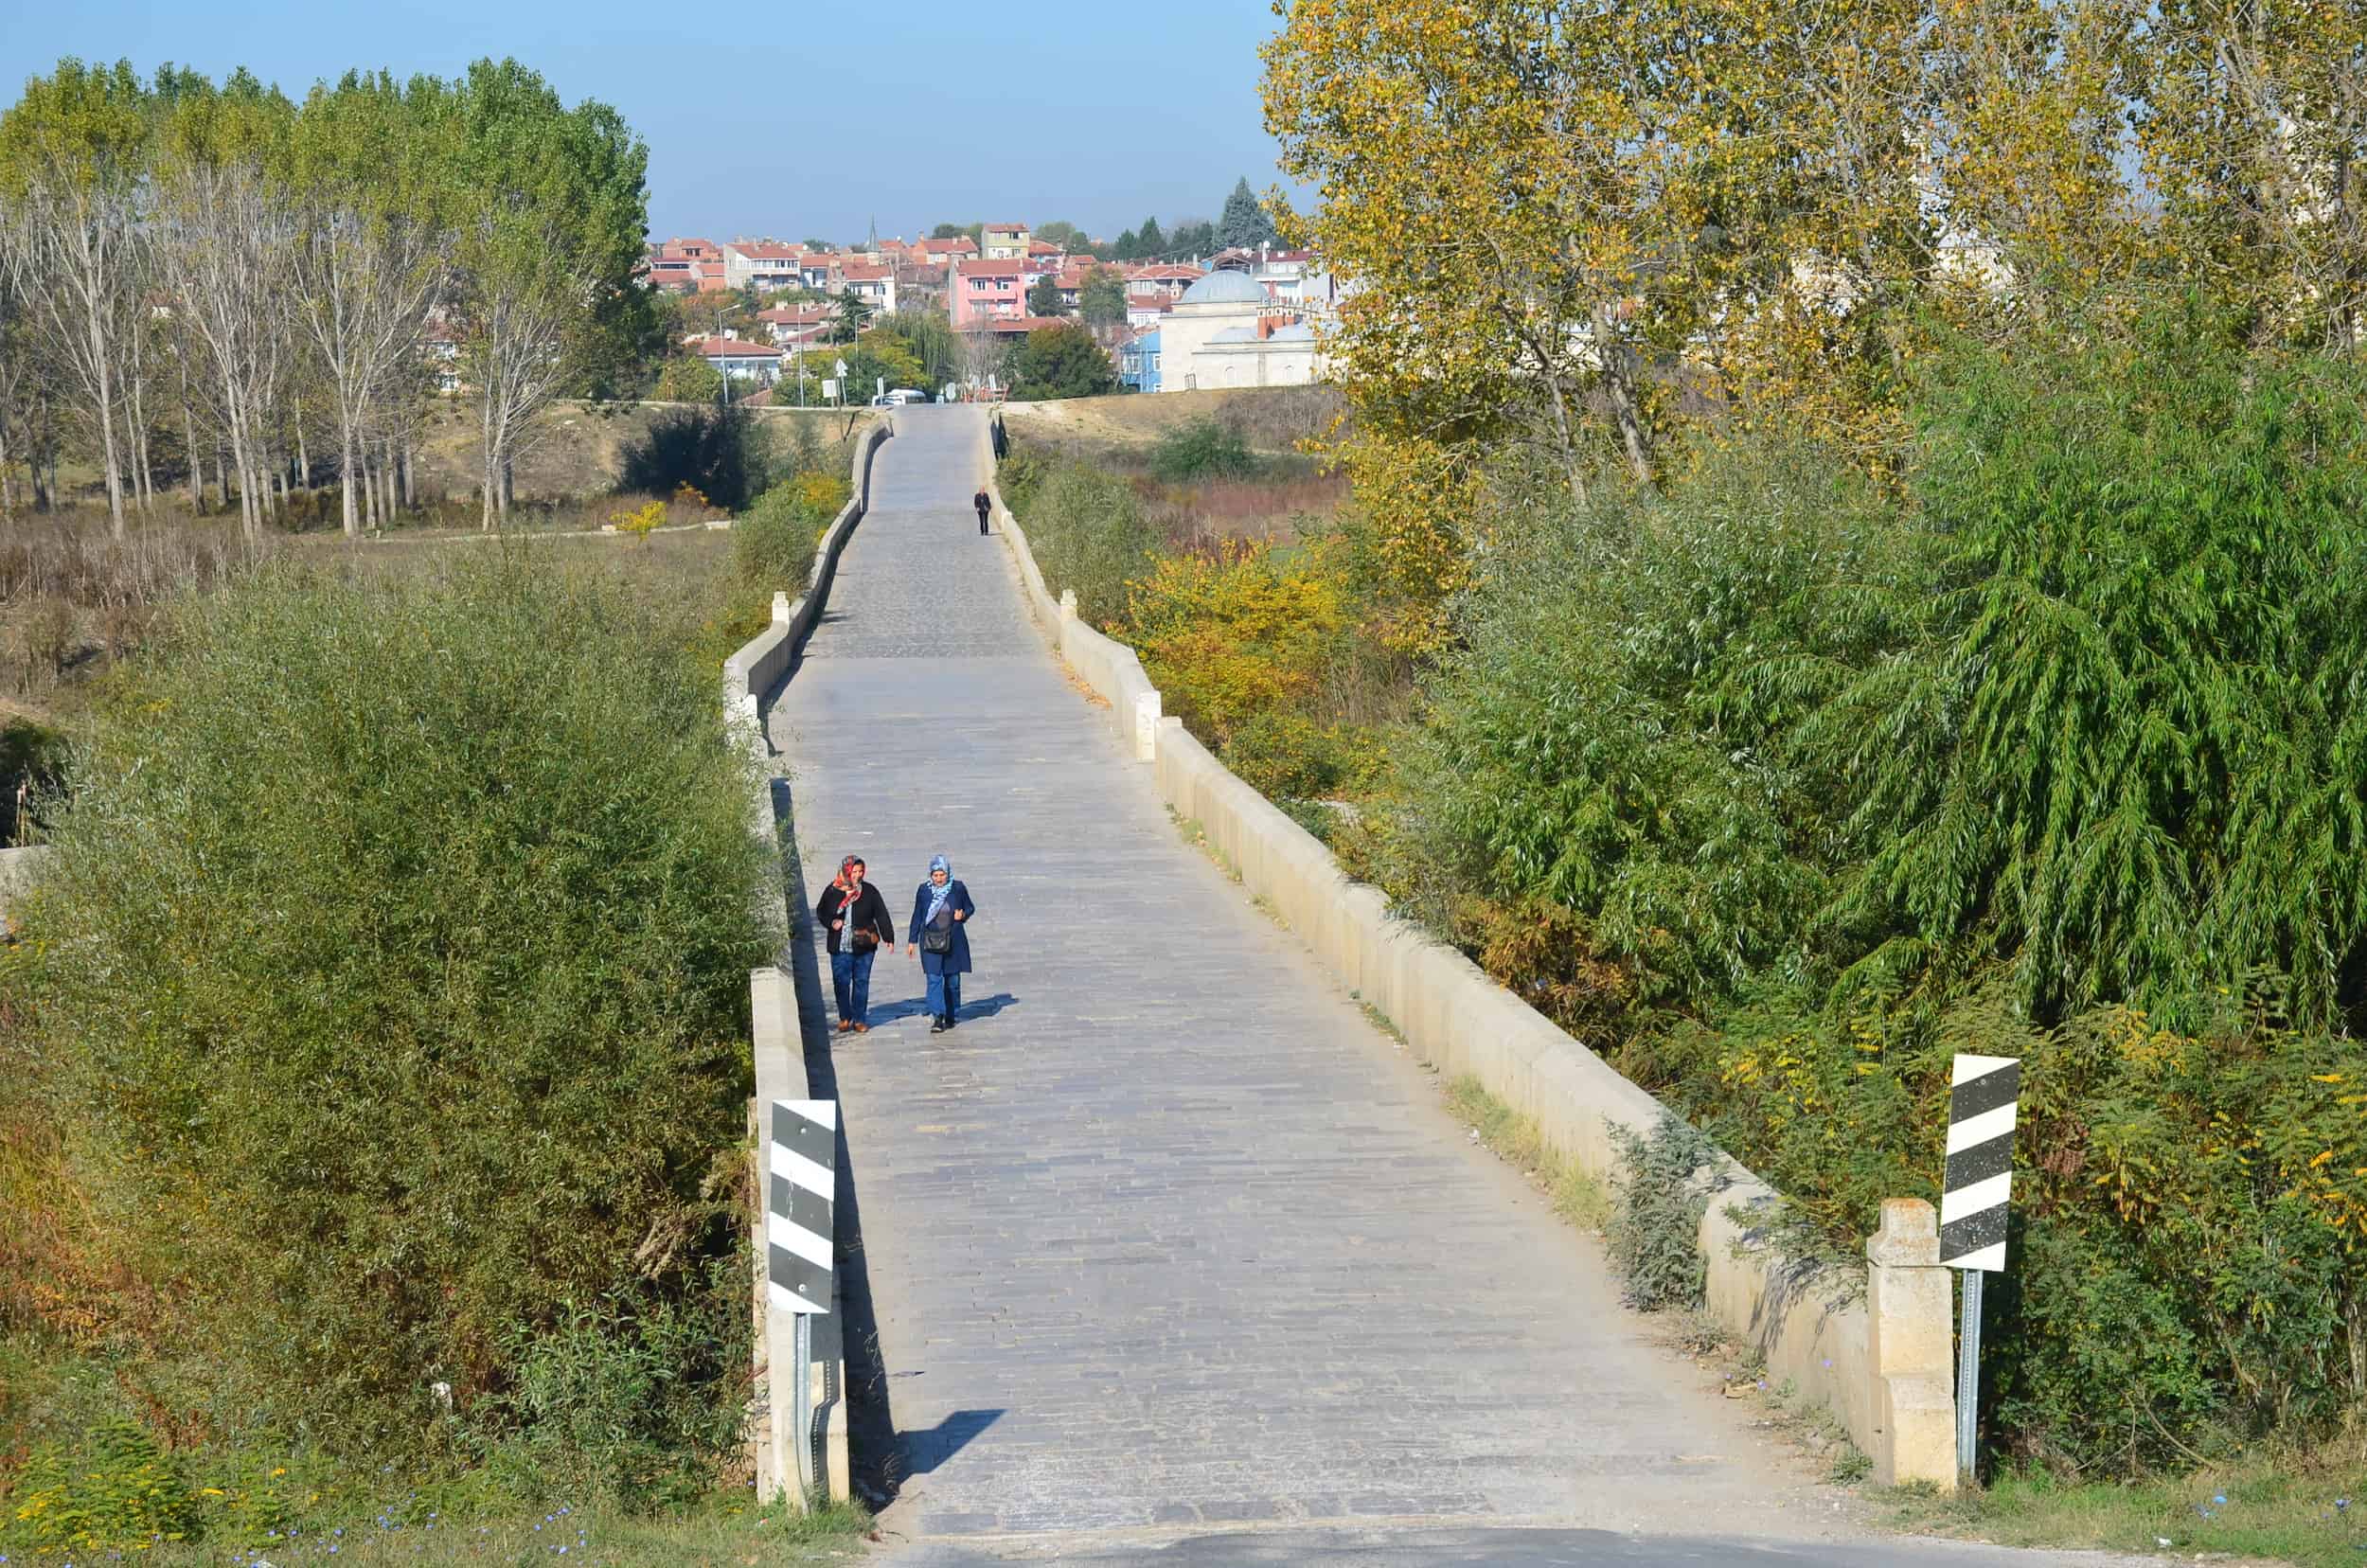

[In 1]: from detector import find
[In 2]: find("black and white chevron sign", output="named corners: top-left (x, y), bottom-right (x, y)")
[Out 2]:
top-left (768, 1099), bottom-right (836, 1314)
top-left (1939, 1054), bottom-right (2020, 1272)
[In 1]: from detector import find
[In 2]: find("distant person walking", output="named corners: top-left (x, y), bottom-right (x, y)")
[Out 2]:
top-left (972, 488), bottom-right (991, 535)
top-left (907, 853), bottom-right (977, 1033)
top-left (818, 855), bottom-right (893, 1034)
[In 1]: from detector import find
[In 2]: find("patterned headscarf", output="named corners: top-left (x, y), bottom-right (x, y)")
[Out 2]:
top-left (833, 855), bottom-right (864, 898)
top-left (924, 855), bottom-right (954, 920)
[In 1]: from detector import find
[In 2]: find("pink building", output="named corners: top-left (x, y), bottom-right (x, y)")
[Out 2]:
top-left (950, 258), bottom-right (1029, 329)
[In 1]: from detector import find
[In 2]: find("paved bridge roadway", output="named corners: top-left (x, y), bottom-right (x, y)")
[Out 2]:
top-left (766, 407), bottom-right (2145, 1568)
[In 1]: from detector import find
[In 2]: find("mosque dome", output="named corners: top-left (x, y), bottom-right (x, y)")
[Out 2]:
top-left (1180, 269), bottom-right (1269, 306)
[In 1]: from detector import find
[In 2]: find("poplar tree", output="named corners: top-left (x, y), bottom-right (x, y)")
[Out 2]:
top-left (0, 59), bottom-right (151, 536)
top-left (289, 72), bottom-right (454, 538)
top-left (151, 69), bottom-right (297, 539)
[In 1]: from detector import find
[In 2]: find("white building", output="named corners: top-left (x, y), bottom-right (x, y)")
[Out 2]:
top-left (722, 242), bottom-right (808, 292)
top-left (687, 333), bottom-right (786, 384)
top-left (1155, 269), bottom-right (1326, 391)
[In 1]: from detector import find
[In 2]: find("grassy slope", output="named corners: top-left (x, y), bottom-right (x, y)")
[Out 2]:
top-left (998, 384), bottom-right (1342, 454)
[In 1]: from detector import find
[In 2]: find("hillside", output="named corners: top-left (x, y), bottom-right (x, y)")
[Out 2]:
top-left (409, 400), bottom-right (869, 505)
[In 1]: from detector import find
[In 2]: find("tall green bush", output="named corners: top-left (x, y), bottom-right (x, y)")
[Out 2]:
top-left (1021, 463), bottom-right (1155, 627)
top-left (1377, 304), bottom-right (2367, 1470)
top-left (1149, 419), bottom-right (1256, 483)
top-left (617, 406), bottom-right (769, 510)
top-left (1391, 437), bottom-right (1930, 1008)
top-left (1812, 311), bottom-right (2367, 1027)
top-left (26, 553), bottom-right (775, 1460)
top-left (732, 468), bottom-right (850, 595)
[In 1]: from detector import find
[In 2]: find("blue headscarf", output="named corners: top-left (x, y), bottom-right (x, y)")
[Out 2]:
top-left (924, 855), bottom-right (954, 921)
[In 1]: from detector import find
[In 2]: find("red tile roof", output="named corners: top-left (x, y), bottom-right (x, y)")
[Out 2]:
top-left (729, 241), bottom-right (806, 261)
top-left (836, 261), bottom-right (892, 281)
top-left (687, 335), bottom-right (782, 359)
top-left (757, 305), bottom-right (834, 325)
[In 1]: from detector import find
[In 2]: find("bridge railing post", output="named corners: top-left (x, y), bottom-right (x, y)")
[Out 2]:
top-left (1132, 690), bottom-right (1161, 762)
top-left (1864, 1197), bottom-right (1958, 1489)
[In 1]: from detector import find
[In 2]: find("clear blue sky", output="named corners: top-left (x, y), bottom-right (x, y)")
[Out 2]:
top-left (0, 0), bottom-right (1302, 244)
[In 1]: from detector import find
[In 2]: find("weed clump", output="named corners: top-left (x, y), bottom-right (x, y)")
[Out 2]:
top-left (1607, 1117), bottom-right (1725, 1312)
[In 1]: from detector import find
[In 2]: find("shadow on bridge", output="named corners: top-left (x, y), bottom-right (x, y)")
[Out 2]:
top-left (774, 773), bottom-right (918, 1506)
top-left (902, 1408), bottom-right (1006, 1477)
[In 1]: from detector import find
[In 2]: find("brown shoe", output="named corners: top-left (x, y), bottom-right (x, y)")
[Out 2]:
top-left (852, 1023), bottom-right (869, 1034)
top-left (835, 1020), bottom-right (855, 1033)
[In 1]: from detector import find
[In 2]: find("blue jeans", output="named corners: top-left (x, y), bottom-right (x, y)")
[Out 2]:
top-left (925, 970), bottom-right (963, 1022)
top-left (830, 947), bottom-right (876, 1025)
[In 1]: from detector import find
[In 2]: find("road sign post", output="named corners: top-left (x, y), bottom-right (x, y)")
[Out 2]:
top-left (1939, 1053), bottom-right (2020, 1488)
top-left (768, 1098), bottom-right (836, 1504)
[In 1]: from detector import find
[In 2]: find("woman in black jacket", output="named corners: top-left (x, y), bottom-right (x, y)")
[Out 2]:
top-left (816, 856), bottom-right (894, 1034)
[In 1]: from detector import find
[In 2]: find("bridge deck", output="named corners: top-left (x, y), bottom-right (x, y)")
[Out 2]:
top-left (764, 408), bottom-right (2089, 1565)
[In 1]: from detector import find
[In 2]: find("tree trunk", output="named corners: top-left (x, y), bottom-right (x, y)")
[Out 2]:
top-left (500, 455), bottom-right (513, 517)
top-left (1543, 370), bottom-right (1589, 507)
top-left (480, 394), bottom-right (499, 531)
top-left (94, 362), bottom-right (125, 537)
top-left (400, 439), bottom-right (415, 509)
top-left (296, 417), bottom-right (311, 489)
top-left (133, 413), bottom-right (154, 514)
top-left (363, 448), bottom-right (380, 529)
top-left (183, 400), bottom-right (202, 511)
top-left (1591, 301), bottom-right (1654, 486)
top-left (341, 425), bottom-right (362, 538)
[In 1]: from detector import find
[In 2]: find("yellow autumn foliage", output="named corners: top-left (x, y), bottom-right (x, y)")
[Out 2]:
top-left (1124, 538), bottom-right (1350, 742)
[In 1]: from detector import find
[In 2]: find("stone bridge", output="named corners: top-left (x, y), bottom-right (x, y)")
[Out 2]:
top-left (760, 407), bottom-right (2136, 1568)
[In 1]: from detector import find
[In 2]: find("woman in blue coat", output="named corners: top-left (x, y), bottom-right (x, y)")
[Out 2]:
top-left (906, 853), bottom-right (977, 1033)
